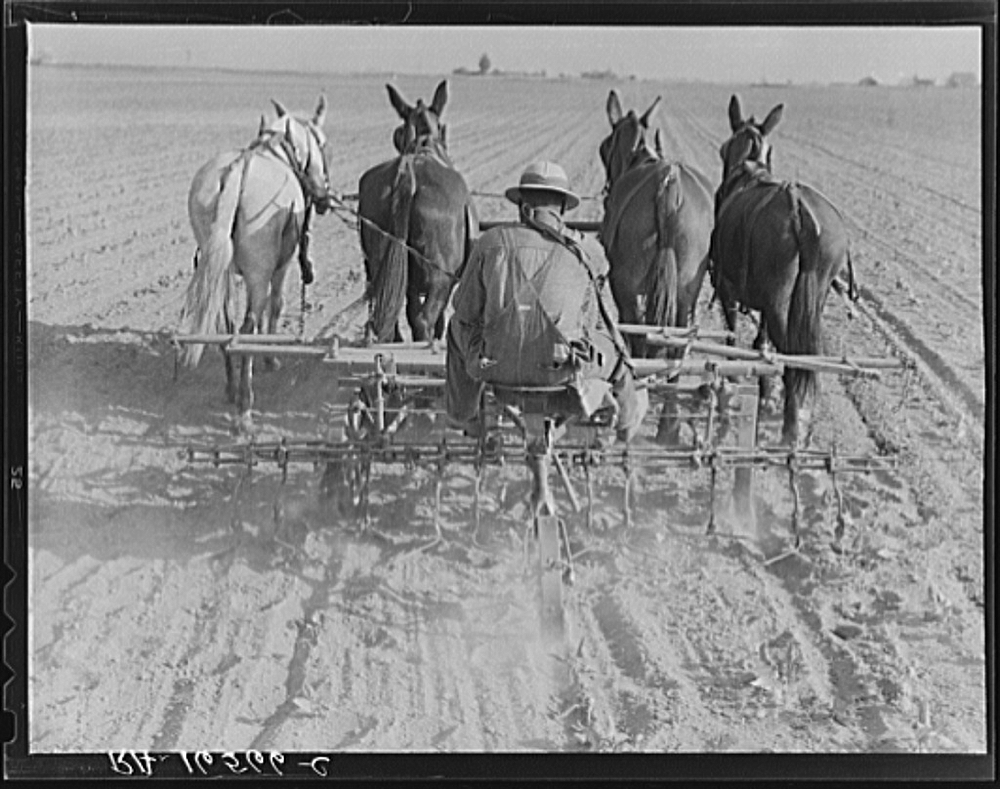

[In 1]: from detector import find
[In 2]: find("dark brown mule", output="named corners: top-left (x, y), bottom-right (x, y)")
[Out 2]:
top-left (599, 91), bottom-right (714, 443)
top-left (711, 95), bottom-right (857, 446)
top-left (357, 81), bottom-right (478, 343)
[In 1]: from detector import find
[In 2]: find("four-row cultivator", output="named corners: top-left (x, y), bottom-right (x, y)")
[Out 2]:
top-left (176, 324), bottom-right (906, 635)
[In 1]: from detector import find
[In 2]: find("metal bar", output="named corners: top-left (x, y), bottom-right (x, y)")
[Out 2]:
top-left (221, 344), bottom-right (330, 358)
top-left (632, 358), bottom-right (784, 379)
top-left (642, 336), bottom-right (903, 374)
top-left (478, 219), bottom-right (601, 233)
top-left (172, 333), bottom-right (317, 345)
top-left (617, 324), bottom-right (734, 341)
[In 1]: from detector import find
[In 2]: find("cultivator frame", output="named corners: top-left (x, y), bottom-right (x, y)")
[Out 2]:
top-left (175, 324), bottom-right (905, 634)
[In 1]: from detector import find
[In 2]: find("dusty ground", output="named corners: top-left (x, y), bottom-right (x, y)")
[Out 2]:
top-left (22, 65), bottom-right (986, 759)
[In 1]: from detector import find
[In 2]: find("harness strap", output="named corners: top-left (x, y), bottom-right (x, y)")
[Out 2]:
top-left (248, 127), bottom-right (323, 206)
top-left (521, 207), bottom-right (634, 378)
top-left (602, 161), bottom-right (674, 252)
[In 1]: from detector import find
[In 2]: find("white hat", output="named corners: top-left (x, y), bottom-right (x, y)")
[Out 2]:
top-left (504, 161), bottom-right (580, 210)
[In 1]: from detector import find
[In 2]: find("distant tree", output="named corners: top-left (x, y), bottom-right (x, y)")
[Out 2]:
top-left (478, 53), bottom-right (492, 75)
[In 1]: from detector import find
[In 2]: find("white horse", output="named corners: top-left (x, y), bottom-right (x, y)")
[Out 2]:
top-left (180, 96), bottom-right (331, 429)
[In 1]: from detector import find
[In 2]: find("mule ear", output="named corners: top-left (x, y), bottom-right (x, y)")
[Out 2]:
top-left (606, 90), bottom-right (623, 126)
top-left (640, 95), bottom-right (661, 127)
top-left (386, 84), bottom-right (412, 119)
top-left (313, 94), bottom-right (328, 127)
top-left (271, 99), bottom-right (288, 117)
top-left (760, 103), bottom-right (784, 136)
top-left (258, 114), bottom-right (267, 136)
top-left (430, 80), bottom-right (449, 116)
top-left (654, 128), bottom-right (665, 158)
top-left (727, 94), bottom-right (744, 132)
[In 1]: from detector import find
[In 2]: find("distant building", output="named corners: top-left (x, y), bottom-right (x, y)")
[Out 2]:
top-left (904, 74), bottom-right (937, 88)
top-left (946, 71), bottom-right (977, 88)
top-left (858, 75), bottom-right (879, 87)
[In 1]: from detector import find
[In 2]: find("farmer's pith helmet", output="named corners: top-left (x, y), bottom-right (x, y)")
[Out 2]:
top-left (505, 161), bottom-right (580, 211)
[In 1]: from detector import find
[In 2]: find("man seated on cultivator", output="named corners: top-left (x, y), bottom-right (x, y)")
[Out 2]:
top-left (445, 161), bottom-right (648, 440)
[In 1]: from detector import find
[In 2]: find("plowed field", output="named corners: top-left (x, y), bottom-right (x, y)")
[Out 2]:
top-left (23, 65), bottom-right (986, 758)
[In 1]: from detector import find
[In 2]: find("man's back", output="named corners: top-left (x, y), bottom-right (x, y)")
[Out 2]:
top-left (462, 220), bottom-right (606, 348)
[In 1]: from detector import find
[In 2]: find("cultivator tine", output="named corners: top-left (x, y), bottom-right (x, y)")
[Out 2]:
top-left (622, 446), bottom-right (634, 529)
top-left (584, 452), bottom-right (595, 531)
top-left (553, 451), bottom-right (581, 514)
top-left (434, 437), bottom-right (447, 542)
top-left (787, 451), bottom-right (801, 549)
top-left (558, 518), bottom-right (575, 584)
top-left (892, 358), bottom-right (917, 416)
top-left (359, 458), bottom-right (372, 529)
top-left (733, 384), bottom-right (759, 511)
top-left (705, 452), bottom-right (719, 535)
top-left (703, 379), bottom-right (718, 447)
top-left (827, 447), bottom-right (848, 548)
top-left (277, 437), bottom-right (290, 484)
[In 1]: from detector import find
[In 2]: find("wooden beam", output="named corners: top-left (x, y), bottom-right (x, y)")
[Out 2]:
top-left (478, 219), bottom-right (601, 233)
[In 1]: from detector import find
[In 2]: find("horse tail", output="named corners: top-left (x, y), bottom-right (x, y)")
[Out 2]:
top-left (179, 157), bottom-right (244, 368)
top-left (369, 156), bottom-right (414, 342)
top-left (648, 166), bottom-right (680, 343)
top-left (785, 187), bottom-right (824, 404)
top-left (647, 246), bottom-right (678, 331)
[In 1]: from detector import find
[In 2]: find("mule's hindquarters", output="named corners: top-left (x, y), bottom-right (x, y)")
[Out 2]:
top-left (717, 184), bottom-right (847, 445)
top-left (184, 150), bottom-right (306, 426)
top-left (230, 155), bottom-right (306, 424)
top-left (606, 164), bottom-right (713, 444)
top-left (360, 155), bottom-right (472, 344)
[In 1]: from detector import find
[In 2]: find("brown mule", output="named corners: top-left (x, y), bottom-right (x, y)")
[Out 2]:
top-left (358, 81), bottom-right (478, 343)
top-left (599, 90), bottom-right (714, 443)
top-left (711, 94), bottom-right (856, 446)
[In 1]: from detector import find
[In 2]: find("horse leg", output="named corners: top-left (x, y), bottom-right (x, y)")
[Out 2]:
top-left (655, 286), bottom-right (695, 446)
top-left (237, 281), bottom-right (270, 431)
top-left (616, 291), bottom-right (645, 358)
top-left (223, 307), bottom-right (239, 403)
top-left (418, 276), bottom-right (452, 346)
top-left (263, 263), bottom-right (291, 372)
top-left (405, 275), bottom-right (427, 343)
top-left (236, 311), bottom-right (258, 431)
top-left (753, 318), bottom-right (780, 413)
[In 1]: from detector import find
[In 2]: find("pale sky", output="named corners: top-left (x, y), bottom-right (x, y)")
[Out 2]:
top-left (28, 24), bottom-right (983, 85)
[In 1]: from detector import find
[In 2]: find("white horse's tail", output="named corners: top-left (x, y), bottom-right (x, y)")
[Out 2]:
top-left (180, 158), bottom-right (244, 368)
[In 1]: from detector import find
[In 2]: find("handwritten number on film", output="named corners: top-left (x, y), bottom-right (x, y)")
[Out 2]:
top-left (108, 750), bottom-right (322, 776)
top-left (107, 751), bottom-right (160, 776)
